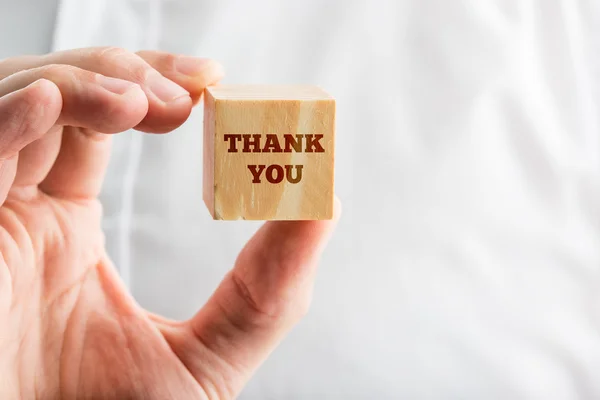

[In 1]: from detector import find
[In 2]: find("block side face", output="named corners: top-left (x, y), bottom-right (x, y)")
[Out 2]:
top-left (202, 90), bottom-right (216, 218)
top-left (286, 99), bottom-right (335, 219)
top-left (213, 98), bottom-right (335, 220)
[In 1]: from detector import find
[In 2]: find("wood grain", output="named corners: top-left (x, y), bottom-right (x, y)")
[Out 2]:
top-left (203, 85), bottom-right (335, 220)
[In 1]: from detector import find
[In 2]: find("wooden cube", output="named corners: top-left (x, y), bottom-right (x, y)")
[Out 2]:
top-left (202, 84), bottom-right (335, 220)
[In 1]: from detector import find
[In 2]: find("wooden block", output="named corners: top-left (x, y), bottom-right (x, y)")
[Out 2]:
top-left (203, 84), bottom-right (335, 220)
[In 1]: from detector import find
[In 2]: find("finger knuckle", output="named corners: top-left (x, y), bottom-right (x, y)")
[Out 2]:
top-left (230, 272), bottom-right (267, 318)
top-left (40, 64), bottom-right (75, 79)
top-left (229, 269), bottom-right (312, 325)
top-left (0, 98), bottom-right (46, 151)
top-left (93, 46), bottom-right (130, 62)
top-left (158, 53), bottom-right (178, 72)
top-left (136, 50), bottom-right (177, 73)
top-left (89, 47), bottom-right (168, 85)
top-left (20, 83), bottom-right (50, 107)
top-left (129, 63), bottom-right (156, 84)
top-left (92, 47), bottom-right (153, 82)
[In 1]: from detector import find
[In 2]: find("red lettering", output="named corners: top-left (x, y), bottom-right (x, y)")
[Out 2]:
top-left (247, 165), bottom-right (266, 183)
top-left (223, 134), bottom-right (242, 152)
top-left (284, 134), bottom-right (303, 152)
top-left (285, 165), bottom-right (303, 184)
top-left (304, 134), bottom-right (325, 153)
top-left (263, 134), bottom-right (283, 153)
top-left (266, 164), bottom-right (284, 184)
top-left (242, 134), bottom-right (262, 153)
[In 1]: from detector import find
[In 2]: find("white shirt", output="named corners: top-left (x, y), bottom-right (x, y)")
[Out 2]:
top-left (2, 0), bottom-right (600, 398)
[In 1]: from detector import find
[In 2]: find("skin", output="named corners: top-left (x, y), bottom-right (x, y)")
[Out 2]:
top-left (0, 47), bottom-right (340, 399)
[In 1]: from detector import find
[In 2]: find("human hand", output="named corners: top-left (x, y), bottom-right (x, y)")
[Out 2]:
top-left (0, 47), bottom-right (340, 399)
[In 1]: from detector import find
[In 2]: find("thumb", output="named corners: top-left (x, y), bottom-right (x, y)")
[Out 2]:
top-left (168, 198), bottom-right (341, 399)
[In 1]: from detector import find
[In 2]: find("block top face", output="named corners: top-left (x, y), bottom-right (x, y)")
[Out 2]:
top-left (205, 84), bottom-right (334, 101)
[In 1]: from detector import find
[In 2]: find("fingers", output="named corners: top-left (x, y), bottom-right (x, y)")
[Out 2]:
top-left (0, 64), bottom-right (148, 134)
top-left (13, 126), bottom-right (62, 187)
top-left (34, 50), bottom-right (222, 197)
top-left (177, 199), bottom-right (341, 397)
top-left (39, 47), bottom-right (193, 133)
top-left (0, 65), bottom-right (148, 196)
top-left (136, 51), bottom-right (224, 105)
top-left (38, 126), bottom-right (113, 199)
top-left (0, 48), bottom-right (224, 133)
top-left (0, 79), bottom-right (61, 159)
top-left (0, 48), bottom-right (223, 199)
top-left (0, 80), bottom-right (61, 202)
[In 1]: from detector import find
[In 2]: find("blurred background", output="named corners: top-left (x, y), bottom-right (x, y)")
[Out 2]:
top-left (2, 0), bottom-right (600, 398)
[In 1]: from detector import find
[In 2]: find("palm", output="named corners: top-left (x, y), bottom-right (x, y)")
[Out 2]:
top-left (0, 48), bottom-right (339, 399)
top-left (0, 124), bottom-right (200, 397)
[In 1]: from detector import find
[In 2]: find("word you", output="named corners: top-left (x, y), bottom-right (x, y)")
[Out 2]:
top-left (223, 134), bottom-right (325, 184)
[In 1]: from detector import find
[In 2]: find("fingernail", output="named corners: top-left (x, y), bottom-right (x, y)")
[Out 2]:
top-left (148, 75), bottom-right (189, 103)
top-left (175, 56), bottom-right (211, 76)
top-left (96, 75), bottom-right (138, 95)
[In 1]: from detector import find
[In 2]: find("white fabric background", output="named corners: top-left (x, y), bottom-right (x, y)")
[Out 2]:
top-left (2, 0), bottom-right (600, 398)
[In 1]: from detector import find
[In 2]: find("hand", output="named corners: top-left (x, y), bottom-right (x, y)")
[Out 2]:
top-left (0, 48), bottom-right (340, 399)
